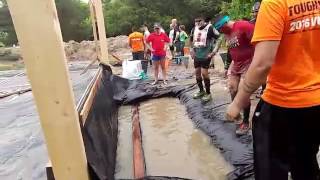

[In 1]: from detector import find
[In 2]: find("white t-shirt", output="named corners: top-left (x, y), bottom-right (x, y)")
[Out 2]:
top-left (169, 29), bottom-right (174, 43)
top-left (144, 30), bottom-right (150, 39)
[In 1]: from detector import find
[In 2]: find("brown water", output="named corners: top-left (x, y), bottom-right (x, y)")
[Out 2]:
top-left (139, 98), bottom-right (233, 180)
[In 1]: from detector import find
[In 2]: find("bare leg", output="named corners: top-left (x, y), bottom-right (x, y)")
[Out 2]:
top-left (160, 58), bottom-right (167, 82)
top-left (201, 68), bottom-right (210, 94)
top-left (153, 60), bottom-right (160, 83)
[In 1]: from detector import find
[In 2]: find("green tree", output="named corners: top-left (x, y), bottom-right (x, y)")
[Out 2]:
top-left (0, 0), bottom-right (18, 46)
top-left (55, 0), bottom-right (92, 41)
top-left (0, 0), bottom-right (92, 46)
top-left (220, 0), bottom-right (256, 20)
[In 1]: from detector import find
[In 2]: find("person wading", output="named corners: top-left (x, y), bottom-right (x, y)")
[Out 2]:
top-left (146, 23), bottom-right (170, 85)
top-left (191, 16), bottom-right (219, 102)
top-left (226, 0), bottom-right (320, 179)
top-left (214, 15), bottom-right (255, 135)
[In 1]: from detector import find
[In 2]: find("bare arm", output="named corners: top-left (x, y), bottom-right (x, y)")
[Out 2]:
top-left (212, 36), bottom-right (223, 54)
top-left (227, 41), bottom-right (280, 119)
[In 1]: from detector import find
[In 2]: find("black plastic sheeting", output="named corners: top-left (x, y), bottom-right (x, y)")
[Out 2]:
top-left (81, 65), bottom-right (254, 180)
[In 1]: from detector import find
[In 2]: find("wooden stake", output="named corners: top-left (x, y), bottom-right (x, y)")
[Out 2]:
top-left (92, 0), bottom-right (109, 65)
top-left (89, 1), bottom-right (100, 60)
top-left (7, 0), bottom-right (90, 180)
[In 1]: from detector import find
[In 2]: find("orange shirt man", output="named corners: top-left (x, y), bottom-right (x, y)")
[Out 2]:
top-left (226, 0), bottom-right (320, 179)
top-left (128, 28), bottom-right (147, 73)
top-left (128, 31), bottom-right (144, 54)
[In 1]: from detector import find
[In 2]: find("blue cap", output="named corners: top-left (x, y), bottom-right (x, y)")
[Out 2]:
top-left (214, 16), bottom-right (230, 30)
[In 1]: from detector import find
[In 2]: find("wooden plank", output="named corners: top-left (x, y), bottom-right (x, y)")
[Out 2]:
top-left (92, 0), bottom-right (109, 65)
top-left (6, 1), bottom-right (90, 180)
top-left (0, 88), bottom-right (31, 99)
top-left (80, 68), bottom-right (102, 125)
top-left (132, 105), bottom-right (146, 179)
top-left (89, 1), bottom-right (100, 60)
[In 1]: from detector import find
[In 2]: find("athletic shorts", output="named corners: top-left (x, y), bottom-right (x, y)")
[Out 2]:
top-left (152, 55), bottom-right (165, 61)
top-left (194, 58), bottom-right (211, 69)
top-left (227, 60), bottom-right (251, 76)
top-left (252, 99), bottom-right (320, 180)
top-left (132, 51), bottom-right (144, 60)
top-left (227, 61), bottom-right (250, 77)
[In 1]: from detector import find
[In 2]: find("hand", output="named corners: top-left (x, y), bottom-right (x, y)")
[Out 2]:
top-left (190, 50), bottom-right (195, 59)
top-left (207, 52), bottom-right (216, 59)
top-left (226, 101), bottom-right (242, 121)
top-left (224, 70), bottom-right (228, 78)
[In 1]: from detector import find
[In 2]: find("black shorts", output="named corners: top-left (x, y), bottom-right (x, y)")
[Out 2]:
top-left (132, 51), bottom-right (144, 60)
top-left (194, 58), bottom-right (211, 69)
top-left (169, 45), bottom-right (175, 51)
top-left (253, 99), bottom-right (320, 180)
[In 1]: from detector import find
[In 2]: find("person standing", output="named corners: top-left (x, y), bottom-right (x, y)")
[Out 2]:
top-left (169, 19), bottom-right (180, 60)
top-left (226, 0), bottom-right (320, 179)
top-left (169, 24), bottom-right (176, 59)
top-left (146, 23), bottom-right (170, 85)
top-left (214, 16), bottom-right (255, 135)
top-left (128, 27), bottom-right (147, 73)
top-left (191, 17), bottom-right (219, 102)
top-left (142, 24), bottom-right (152, 66)
top-left (178, 25), bottom-right (188, 57)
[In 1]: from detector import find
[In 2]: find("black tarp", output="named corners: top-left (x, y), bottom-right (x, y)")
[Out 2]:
top-left (81, 65), bottom-right (254, 180)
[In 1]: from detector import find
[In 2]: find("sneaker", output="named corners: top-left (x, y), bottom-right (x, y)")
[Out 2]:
top-left (163, 80), bottom-right (168, 85)
top-left (236, 122), bottom-right (250, 136)
top-left (151, 80), bottom-right (158, 85)
top-left (223, 116), bottom-right (242, 124)
top-left (201, 93), bottom-right (212, 102)
top-left (193, 91), bottom-right (205, 99)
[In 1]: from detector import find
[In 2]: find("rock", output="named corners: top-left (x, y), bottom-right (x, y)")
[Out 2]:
top-left (0, 47), bottom-right (21, 61)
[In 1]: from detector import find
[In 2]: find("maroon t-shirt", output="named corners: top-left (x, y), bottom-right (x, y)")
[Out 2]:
top-left (146, 32), bottom-right (170, 56)
top-left (227, 21), bottom-right (255, 74)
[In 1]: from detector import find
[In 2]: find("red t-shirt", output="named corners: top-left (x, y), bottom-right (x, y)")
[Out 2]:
top-left (226, 21), bottom-right (255, 73)
top-left (146, 32), bottom-right (170, 56)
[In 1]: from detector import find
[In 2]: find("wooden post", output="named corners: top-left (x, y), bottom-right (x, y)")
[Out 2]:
top-left (6, 0), bottom-right (90, 180)
top-left (89, 1), bottom-right (100, 60)
top-left (92, 0), bottom-right (109, 65)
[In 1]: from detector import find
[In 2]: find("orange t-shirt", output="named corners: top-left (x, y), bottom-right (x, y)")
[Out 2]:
top-left (252, 0), bottom-right (320, 108)
top-left (128, 32), bottom-right (145, 52)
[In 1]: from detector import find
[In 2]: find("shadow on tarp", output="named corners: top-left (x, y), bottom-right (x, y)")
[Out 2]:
top-left (81, 65), bottom-right (254, 180)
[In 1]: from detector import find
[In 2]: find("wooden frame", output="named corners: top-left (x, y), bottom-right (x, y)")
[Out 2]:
top-left (79, 68), bottom-right (102, 125)
top-left (89, 0), bottom-right (109, 65)
top-left (7, 0), bottom-right (89, 179)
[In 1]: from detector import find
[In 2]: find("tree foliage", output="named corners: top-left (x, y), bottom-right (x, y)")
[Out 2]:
top-left (0, 0), bottom-right (92, 46)
top-left (104, 0), bottom-right (225, 36)
top-left (0, 0), bottom-right (257, 46)
top-left (221, 0), bottom-right (256, 20)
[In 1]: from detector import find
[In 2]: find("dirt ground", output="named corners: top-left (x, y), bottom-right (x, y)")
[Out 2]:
top-left (0, 35), bottom-right (131, 71)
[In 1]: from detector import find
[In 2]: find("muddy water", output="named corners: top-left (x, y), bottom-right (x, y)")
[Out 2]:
top-left (139, 98), bottom-right (233, 180)
top-left (115, 106), bottom-right (134, 179)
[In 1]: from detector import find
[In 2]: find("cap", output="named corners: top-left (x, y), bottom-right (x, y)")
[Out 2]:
top-left (153, 23), bottom-right (161, 29)
top-left (214, 15), bottom-right (230, 30)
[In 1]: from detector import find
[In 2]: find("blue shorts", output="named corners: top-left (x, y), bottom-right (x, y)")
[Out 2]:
top-left (152, 55), bottom-right (165, 61)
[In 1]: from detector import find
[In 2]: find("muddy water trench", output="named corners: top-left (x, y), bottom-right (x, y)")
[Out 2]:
top-left (116, 97), bottom-right (233, 179)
